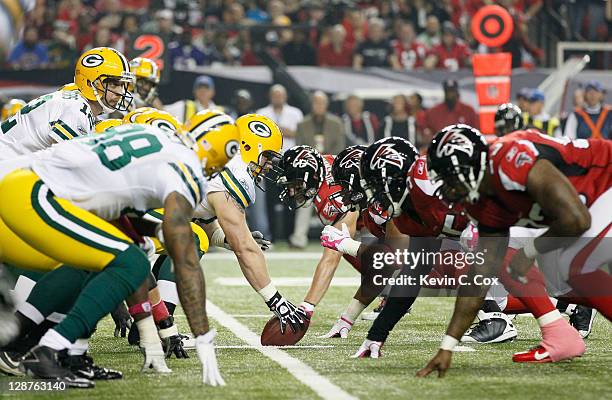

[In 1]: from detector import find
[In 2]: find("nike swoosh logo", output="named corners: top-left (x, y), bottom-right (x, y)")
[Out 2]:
top-left (534, 350), bottom-right (549, 361)
top-left (78, 369), bottom-right (95, 378)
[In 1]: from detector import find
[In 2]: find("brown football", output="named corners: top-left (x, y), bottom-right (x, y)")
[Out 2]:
top-left (260, 316), bottom-right (310, 346)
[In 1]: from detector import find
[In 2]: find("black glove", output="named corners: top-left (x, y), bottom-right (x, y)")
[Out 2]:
top-left (159, 316), bottom-right (189, 359)
top-left (161, 334), bottom-right (189, 359)
top-left (266, 292), bottom-right (308, 334)
top-left (111, 302), bottom-right (132, 338)
top-left (251, 231), bottom-right (271, 251)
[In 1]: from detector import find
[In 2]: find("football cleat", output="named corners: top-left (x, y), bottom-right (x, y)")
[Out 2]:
top-left (512, 346), bottom-right (552, 363)
top-left (62, 353), bottom-right (123, 380)
top-left (461, 311), bottom-right (517, 344)
top-left (20, 346), bottom-right (94, 388)
top-left (569, 306), bottom-right (597, 339)
top-left (0, 350), bottom-right (24, 376)
top-left (180, 334), bottom-right (196, 350)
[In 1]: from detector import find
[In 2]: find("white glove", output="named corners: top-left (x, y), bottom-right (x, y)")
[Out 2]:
top-left (320, 223), bottom-right (360, 257)
top-left (351, 339), bottom-right (383, 359)
top-left (140, 342), bottom-right (172, 373)
top-left (195, 329), bottom-right (226, 386)
top-left (318, 317), bottom-right (353, 339)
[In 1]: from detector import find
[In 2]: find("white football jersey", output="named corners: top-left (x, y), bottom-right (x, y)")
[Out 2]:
top-left (0, 88), bottom-right (96, 160)
top-left (30, 124), bottom-right (204, 221)
top-left (195, 152), bottom-right (256, 222)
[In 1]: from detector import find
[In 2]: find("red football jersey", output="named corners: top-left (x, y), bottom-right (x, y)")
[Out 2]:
top-left (393, 156), bottom-right (469, 237)
top-left (429, 40), bottom-right (471, 70)
top-left (468, 130), bottom-right (612, 229)
top-left (392, 39), bottom-right (426, 70)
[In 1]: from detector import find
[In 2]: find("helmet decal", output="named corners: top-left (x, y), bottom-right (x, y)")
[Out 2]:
top-left (437, 128), bottom-right (474, 158)
top-left (292, 148), bottom-right (320, 170)
top-left (226, 140), bottom-right (239, 158)
top-left (248, 120), bottom-right (272, 138)
top-left (370, 143), bottom-right (404, 169)
top-left (81, 54), bottom-right (104, 68)
top-left (339, 148), bottom-right (363, 169)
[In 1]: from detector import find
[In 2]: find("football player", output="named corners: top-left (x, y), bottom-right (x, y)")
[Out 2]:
top-left (0, 123), bottom-right (224, 387)
top-left (129, 57), bottom-right (163, 109)
top-left (418, 124), bottom-right (611, 377)
top-left (264, 144), bottom-right (403, 338)
top-left (0, 47), bottom-right (133, 160)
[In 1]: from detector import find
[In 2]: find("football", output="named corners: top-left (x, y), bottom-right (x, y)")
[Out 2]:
top-left (260, 316), bottom-right (310, 346)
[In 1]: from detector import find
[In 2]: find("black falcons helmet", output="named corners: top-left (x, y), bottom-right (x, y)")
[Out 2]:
top-left (360, 137), bottom-right (419, 219)
top-left (330, 145), bottom-right (367, 211)
top-left (427, 124), bottom-right (488, 204)
top-left (277, 145), bottom-right (326, 210)
top-left (494, 102), bottom-right (524, 136)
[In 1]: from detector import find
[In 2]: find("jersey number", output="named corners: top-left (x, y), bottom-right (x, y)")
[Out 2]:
top-left (93, 133), bottom-right (162, 171)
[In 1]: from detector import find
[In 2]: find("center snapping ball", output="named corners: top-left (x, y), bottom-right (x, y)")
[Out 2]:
top-left (260, 316), bottom-right (310, 346)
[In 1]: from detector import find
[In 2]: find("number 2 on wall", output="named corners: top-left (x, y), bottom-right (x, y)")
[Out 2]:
top-left (134, 35), bottom-right (165, 70)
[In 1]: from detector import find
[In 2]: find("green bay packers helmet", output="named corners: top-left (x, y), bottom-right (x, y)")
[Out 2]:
top-left (132, 109), bottom-right (184, 134)
top-left (1, 99), bottom-right (26, 120)
top-left (94, 118), bottom-right (123, 133)
top-left (185, 110), bottom-right (240, 176)
top-left (122, 106), bottom-right (156, 124)
top-left (129, 57), bottom-right (160, 105)
top-left (75, 47), bottom-right (134, 112)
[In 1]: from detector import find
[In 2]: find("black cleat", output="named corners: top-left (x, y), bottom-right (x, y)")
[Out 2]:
top-left (461, 312), bottom-right (517, 344)
top-left (62, 353), bottom-right (123, 380)
top-left (570, 306), bottom-right (597, 339)
top-left (20, 345), bottom-right (94, 388)
top-left (0, 350), bottom-right (24, 376)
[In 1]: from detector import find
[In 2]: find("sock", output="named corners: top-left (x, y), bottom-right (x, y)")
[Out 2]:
top-left (26, 265), bottom-right (89, 317)
top-left (503, 295), bottom-right (530, 314)
top-left (342, 299), bottom-right (366, 322)
top-left (54, 246), bottom-right (150, 342)
top-left (481, 299), bottom-right (502, 313)
top-left (567, 270), bottom-right (612, 321)
top-left (12, 275), bottom-right (37, 307)
top-left (68, 338), bottom-right (89, 356)
top-left (152, 300), bottom-right (170, 324)
top-left (540, 318), bottom-right (585, 361)
top-left (536, 309), bottom-right (563, 327)
top-left (367, 296), bottom-right (417, 342)
top-left (39, 329), bottom-right (72, 351)
top-left (157, 280), bottom-right (179, 308)
top-left (499, 262), bottom-right (556, 319)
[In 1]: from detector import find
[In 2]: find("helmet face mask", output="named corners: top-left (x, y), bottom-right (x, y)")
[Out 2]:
top-left (92, 75), bottom-right (134, 113)
top-left (248, 150), bottom-right (284, 191)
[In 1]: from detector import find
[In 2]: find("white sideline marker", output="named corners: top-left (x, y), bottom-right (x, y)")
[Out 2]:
top-left (207, 300), bottom-right (358, 400)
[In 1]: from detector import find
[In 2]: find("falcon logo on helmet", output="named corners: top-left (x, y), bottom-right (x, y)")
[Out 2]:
top-left (339, 149), bottom-right (363, 169)
top-left (292, 149), bottom-right (320, 170)
top-left (370, 143), bottom-right (404, 170)
top-left (436, 128), bottom-right (474, 158)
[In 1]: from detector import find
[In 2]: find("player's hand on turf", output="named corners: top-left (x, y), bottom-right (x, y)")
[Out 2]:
top-left (111, 302), bottom-right (132, 338)
top-left (416, 349), bottom-right (452, 378)
top-left (320, 223), bottom-right (354, 254)
top-left (140, 342), bottom-right (172, 373)
top-left (266, 292), bottom-right (308, 334)
top-left (319, 317), bottom-right (353, 339)
top-left (162, 334), bottom-right (189, 359)
top-left (195, 329), bottom-right (226, 386)
top-left (351, 339), bottom-right (383, 358)
top-left (251, 231), bottom-right (271, 251)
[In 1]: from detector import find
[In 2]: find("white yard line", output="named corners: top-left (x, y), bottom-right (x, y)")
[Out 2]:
top-left (207, 300), bottom-right (358, 400)
top-left (206, 252), bottom-right (323, 260)
top-left (216, 277), bottom-right (360, 287)
top-left (216, 345), bottom-right (335, 349)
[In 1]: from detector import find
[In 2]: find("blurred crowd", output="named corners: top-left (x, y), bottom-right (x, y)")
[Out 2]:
top-left (4, 0), bottom-right (611, 71)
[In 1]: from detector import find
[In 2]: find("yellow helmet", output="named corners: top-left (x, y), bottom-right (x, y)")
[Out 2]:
top-left (60, 83), bottom-right (79, 92)
top-left (132, 109), bottom-right (184, 134)
top-left (236, 113), bottom-right (283, 165)
top-left (95, 118), bottom-right (123, 133)
top-left (1, 99), bottom-right (26, 120)
top-left (185, 110), bottom-right (240, 175)
top-left (74, 47), bottom-right (134, 112)
top-left (129, 57), bottom-right (160, 104)
top-left (122, 106), bottom-right (157, 124)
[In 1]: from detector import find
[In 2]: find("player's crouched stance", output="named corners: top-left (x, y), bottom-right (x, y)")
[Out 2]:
top-left (0, 124), bottom-right (224, 387)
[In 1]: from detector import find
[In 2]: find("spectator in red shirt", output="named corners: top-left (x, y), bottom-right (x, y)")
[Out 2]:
top-left (423, 79), bottom-right (479, 141)
top-left (424, 21), bottom-right (471, 71)
top-left (317, 25), bottom-right (353, 67)
top-left (391, 21), bottom-right (426, 71)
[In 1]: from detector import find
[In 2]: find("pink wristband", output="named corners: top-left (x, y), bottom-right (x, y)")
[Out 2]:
top-left (128, 301), bottom-right (152, 316)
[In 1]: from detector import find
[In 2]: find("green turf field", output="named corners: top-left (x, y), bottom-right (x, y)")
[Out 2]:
top-left (2, 246), bottom-right (611, 400)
